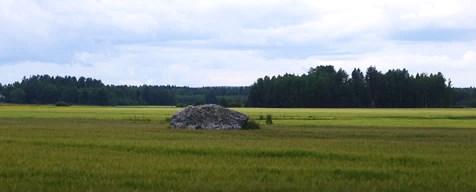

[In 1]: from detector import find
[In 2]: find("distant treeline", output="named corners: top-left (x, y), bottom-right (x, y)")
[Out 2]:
top-left (0, 75), bottom-right (248, 106)
top-left (453, 88), bottom-right (476, 107)
top-left (248, 65), bottom-right (457, 108)
top-left (0, 65), bottom-right (475, 108)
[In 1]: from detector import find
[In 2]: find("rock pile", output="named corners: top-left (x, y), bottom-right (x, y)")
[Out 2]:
top-left (170, 104), bottom-right (249, 130)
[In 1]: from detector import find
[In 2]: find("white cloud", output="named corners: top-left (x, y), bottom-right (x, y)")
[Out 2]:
top-left (0, 0), bottom-right (476, 87)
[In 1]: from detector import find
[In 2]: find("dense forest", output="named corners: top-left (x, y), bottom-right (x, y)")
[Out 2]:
top-left (248, 66), bottom-right (461, 108)
top-left (453, 88), bottom-right (476, 107)
top-left (0, 65), bottom-right (475, 108)
top-left (0, 76), bottom-right (248, 106)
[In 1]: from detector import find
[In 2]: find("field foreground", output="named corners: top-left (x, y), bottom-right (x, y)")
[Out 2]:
top-left (1, 105), bottom-right (476, 191)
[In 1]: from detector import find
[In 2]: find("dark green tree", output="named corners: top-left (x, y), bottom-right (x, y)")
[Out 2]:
top-left (350, 68), bottom-right (368, 107)
top-left (9, 88), bottom-right (26, 103)
top-left (205, 92), bottom-right (218, 104)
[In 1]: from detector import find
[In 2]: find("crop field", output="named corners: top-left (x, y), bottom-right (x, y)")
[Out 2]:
top-left (1, 105), bottom-right (476, 192)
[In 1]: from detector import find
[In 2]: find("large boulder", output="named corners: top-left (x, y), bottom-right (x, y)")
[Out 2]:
top-left (170, 104), bottom-right (249, 130)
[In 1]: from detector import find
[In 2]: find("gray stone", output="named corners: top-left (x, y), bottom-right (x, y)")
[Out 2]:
top-left (170, 104), bottom-right (249, 130)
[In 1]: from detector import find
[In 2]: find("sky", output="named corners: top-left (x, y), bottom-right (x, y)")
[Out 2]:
top-left (0, 0), bottom-right (475, 87)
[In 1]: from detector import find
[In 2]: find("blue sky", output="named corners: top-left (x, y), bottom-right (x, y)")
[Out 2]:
top-left (1, 0), bottom-right (475, 87)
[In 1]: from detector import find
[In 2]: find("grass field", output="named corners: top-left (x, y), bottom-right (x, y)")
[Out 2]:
top-left (1, 105), bottom-right (476, 191)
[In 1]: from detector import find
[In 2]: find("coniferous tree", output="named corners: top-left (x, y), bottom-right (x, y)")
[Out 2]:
top-left (350, 69), bottom-right (368, 107)
top-left (247, 65), bottom-right (453, 108)
top-left (9, 88), bottom-right (26, 103)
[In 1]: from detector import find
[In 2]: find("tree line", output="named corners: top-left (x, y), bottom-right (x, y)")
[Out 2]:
top-left (453, 88), bottom-right (476, 107)
top-left (0, 75), bottom-right (248, 106)
top-left (0, 66), bottom-right (475, 108)
top-left (247, 66), bottom-right (454, 108)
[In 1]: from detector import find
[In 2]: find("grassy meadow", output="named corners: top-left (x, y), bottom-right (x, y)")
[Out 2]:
top-left (1, 105), bottom-right (476, 191)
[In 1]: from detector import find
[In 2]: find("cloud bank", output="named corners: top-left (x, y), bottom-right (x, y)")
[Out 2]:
top-left (1, 0), bottom-right (475, 86)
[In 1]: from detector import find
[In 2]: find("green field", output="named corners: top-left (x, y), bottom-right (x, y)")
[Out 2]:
top-left (1, 105), bottom-right (476, 191)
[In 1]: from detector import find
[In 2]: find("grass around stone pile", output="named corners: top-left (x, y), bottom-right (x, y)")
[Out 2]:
top-left (0, 105), bottom-right (476, 191)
